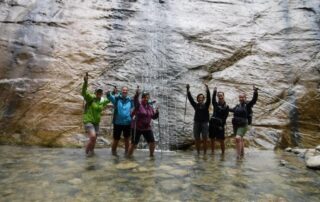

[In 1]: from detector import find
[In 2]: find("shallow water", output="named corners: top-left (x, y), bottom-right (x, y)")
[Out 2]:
top-left (0, 146), bottom-right (319, 202)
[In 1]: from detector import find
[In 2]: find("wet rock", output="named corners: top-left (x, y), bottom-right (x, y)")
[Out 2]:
top-left (316, 145), bottom-right (320, 152)
top-left (68, 178), bottom-right (82, 185)
top-left (159, 180), bottom-right (184, 192)
top-left (175, 160), bottom-right (195, 167)
top-left (115, 162), bottom-right (139, 170)
top-left (260, 194), bottom-right (287, 202)
top-left (305, 155), bottom-right (320, 170)
top-left (280, 160), bottom-right (287, 166)
top-left (285, 147), bottom-right (292, 152)
top-left (304, 149), bottom-right (316, 160)
top-left (292, 148), bottom-right (307, 156)
top-left (167, 169), bottom-right (189, 177)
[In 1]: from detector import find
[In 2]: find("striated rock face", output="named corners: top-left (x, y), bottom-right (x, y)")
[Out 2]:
top-left (0, 0), bottom-right (319, 148)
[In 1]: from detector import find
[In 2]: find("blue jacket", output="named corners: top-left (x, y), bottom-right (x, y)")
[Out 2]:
top-left (107, 93), bottom-right (133, 125)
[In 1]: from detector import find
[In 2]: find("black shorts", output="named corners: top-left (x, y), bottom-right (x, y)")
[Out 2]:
top-left (131, 129), bottom-right (155, 145)
top-left (209, 119), bottom-right (225, 140)
top-left (113, 124), bottom-right (131, 140)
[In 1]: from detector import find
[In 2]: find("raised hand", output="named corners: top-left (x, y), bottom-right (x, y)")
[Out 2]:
top-left (186, 84), bottom-right (190, 91)
top-left (113, 86), bottom-right (118, 95)
top-left (84, 72), bottom-right (88, 82)
top-left (136, 85), bottom-right (140, 95)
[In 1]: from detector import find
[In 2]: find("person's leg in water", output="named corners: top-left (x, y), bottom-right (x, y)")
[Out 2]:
top-left (194, 122), bottom-right (201, 155)
top-left (90, 124), bottom-right (99, 154)
top-left (85, 124), bottom-right (96, 156)
top-left (123, 125), bottom-right (131, 155)
top-left (209, 121), bottom-right (215, 154)
top-left (202, 122), bottom-right (209, 155)
top-left (203, 137), bottom-right (207, 155)
top-left (235, 135), bottom-right (241, 158)
top-left (111, 124), bottom-right (121, 155)
top-left (238, 126), bottom-right (247, 157)
top-left (240, 137), bottom-right (245, 157)
top-left (219, 139), bottom-right (225, 155)
top-left (210, 138), bottom-right (215, 154)
top-left (144, 130), bottom-right (156, 157)
top-left (128, 129), bottom-right (141, 157)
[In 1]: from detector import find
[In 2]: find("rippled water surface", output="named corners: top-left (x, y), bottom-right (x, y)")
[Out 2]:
top-left (0, 146), bottom-right (319, 201)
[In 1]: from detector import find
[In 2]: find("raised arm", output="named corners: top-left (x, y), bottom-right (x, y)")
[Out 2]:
top-left (134, 87), bottom-right (140, 109)
top-left (205, 84), bottom-right (211, 108)
top-left (212, 87), bottom-right (217, 107)
top-left (186, 84), bottom-right (196, 109)
top-left (82, 73), bottom-right (94, 102)
top-left (247, 86), bottom-right (258, 107)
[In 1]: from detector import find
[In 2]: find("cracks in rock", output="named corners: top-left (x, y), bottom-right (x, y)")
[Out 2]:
top-left (191, 42), bottom-right (254, 74)
top-left (296, 7), bottom-right (317, 15)
top-left (0, 20), bottom-right (73, 28)
top-left (94, 8), bottom-right (136, 21)
top-left (199, 0), bottom-right (234, 5)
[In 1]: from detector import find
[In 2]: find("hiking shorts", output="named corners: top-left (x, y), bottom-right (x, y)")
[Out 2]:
top-left (113, 124), bottom-right (131, 140)
top-left (209, 124), bottom-right (225, 140)
top-left (235, 126), bottom-right (248, 138)
top-left (193, 122), bottom-right (209, 140)
top-left (131, 129), bottom-right (155, 145)
top-left (84, 123), bottom-right (100, 136)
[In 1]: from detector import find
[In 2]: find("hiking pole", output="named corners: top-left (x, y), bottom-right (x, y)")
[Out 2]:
top-left (182, 93), bottom-right (188, 131)
top-left (158, 110), bottom-right (162, 155)
top-left (133, 86), bottom-right (139, 149)
top-left (258, 88), bottom-right (299, 109)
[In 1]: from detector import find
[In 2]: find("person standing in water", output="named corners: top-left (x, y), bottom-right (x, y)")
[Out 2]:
top-left (128, 88), bottom-right (159, 157)
top-left (186, 84), bottom-right (210, 155)
top-left (209, 87), bottom-right (229, 155)
top-left (230, 86), bottom-right (258, 158)
top-left (82, 73), bottom-right (110, 157)
top-left (107, 86), bottom-right (134, 156)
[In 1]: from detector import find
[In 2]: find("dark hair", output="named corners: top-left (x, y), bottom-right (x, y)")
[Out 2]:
top-left (196, 93), bottom-right (205, 101)
top-left (95, 89), bottom-right (103, 94)
top-left (142, 92), bottom-right (150, 98)
top-left (217, 91), bottom-right (224, 96)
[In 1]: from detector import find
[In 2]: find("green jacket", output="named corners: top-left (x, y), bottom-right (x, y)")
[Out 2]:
top-left (82, 81), bottom-right (110, 124)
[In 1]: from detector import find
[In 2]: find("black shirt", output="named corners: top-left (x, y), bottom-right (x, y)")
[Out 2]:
top-left (212, 90), bottom-right (229, 125)
top-left (187, 88), bottom-right (210, 123)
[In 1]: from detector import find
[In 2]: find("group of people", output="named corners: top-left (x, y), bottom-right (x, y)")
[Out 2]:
top-left (187, 84), bottom-right (258, 158)
top-left (82, 73), bottom-right (158, 157)
top-left (81, 73), bottom-right (258, 159)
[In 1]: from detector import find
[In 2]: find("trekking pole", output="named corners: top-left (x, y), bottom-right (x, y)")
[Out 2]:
top-left (158, 111), bottom-right (162, 155)
top-left (133, 86), bottom-right (139, 149)
top-left (182, 93), bottom-right (187, 131)
top-left (258, 88), bottom-right (299, 109)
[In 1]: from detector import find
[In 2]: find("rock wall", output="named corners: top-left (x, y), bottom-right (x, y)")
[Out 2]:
top-left (0, 0), bottom-right (319, 148)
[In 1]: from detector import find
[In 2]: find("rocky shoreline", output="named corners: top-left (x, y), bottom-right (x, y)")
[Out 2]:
top-left (284, 145), bottom-right (320, 170)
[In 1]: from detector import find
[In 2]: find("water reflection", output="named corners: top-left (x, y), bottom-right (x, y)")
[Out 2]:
top-left (0, 146), bottom-right (319, 201)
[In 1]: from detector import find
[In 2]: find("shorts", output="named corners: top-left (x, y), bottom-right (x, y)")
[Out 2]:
top-left (193, 122), bottom-right (209, 140)
top-left (113, 124), bottom-right (131, 140)
top-left (131, 129), bottom-right (155, 145)
top-left (84, 123), bottom-right (100, 136)
top-left (234, 126), bottom-right (248, 137)
top-left (209, 121), bottom-right (225, 140)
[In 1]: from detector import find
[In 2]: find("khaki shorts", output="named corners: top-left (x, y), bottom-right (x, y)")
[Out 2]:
top-left (236, 126), bottom-right (248, 137)
top-left (84, 123), bottom-right (100, 136)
